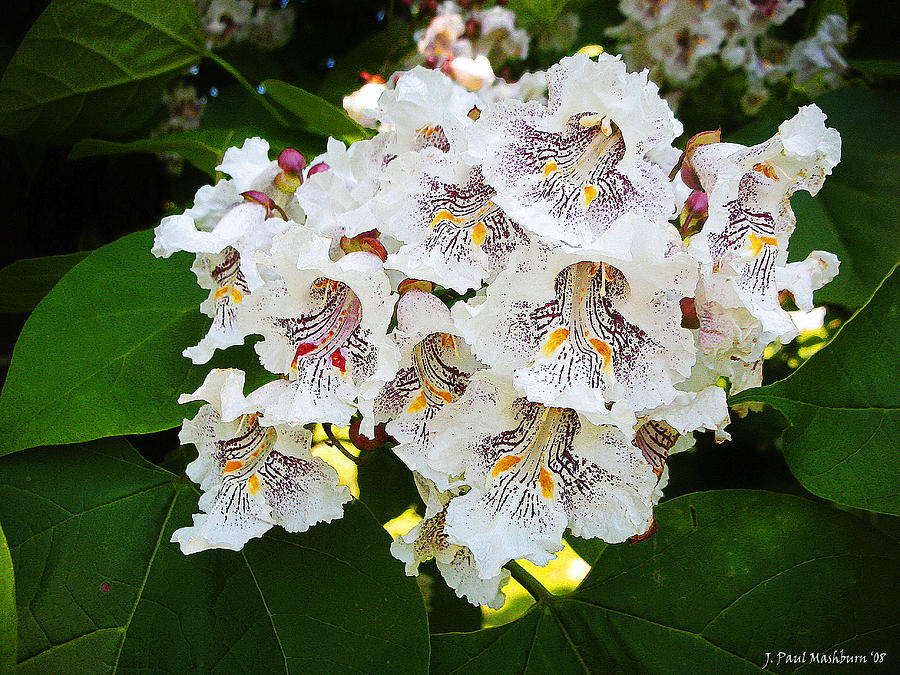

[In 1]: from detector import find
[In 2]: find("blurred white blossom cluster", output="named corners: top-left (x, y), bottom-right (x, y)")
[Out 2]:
top-left (198, 0), bottom-right (296, 50)
top-left (154, 54), bottom-right (840, 608)
top-left (607, 0), bottom-right (848, 112)
top-left (344, 0), bottom-right (577, 126)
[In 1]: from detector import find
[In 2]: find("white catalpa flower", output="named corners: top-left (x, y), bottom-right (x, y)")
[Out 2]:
top-left (186, 137), bottom-right (303, 229)
top-left (471, 6), bottom-right (529, 62)
top-left (787, 14), bottom-right (848, 92)
top-left (688, 105), bottom-right (841, 340)
top-left (376, 66), bottom-right (482, 156)
top-left (375, 146), bottom-right (533, 292)
top-left (152, 138), bottom-right (302, 363)
top-left (372, 290), bottom-right (480, 487)
top-left (427, 370), bottom-right (661, 578)
top-left (343, 81), bottom-right (387, 128)
top-left (242, 226), bottom-right (399, 431)
top-left (295, 135), bottom-right (392, 241)
top-left (172, 369), bottom-right (350, 554)
top-left (470, 53), bottom-right (680, 246)
top-left (454, 215), bottom-right (696, 425)
top-left (446, 55), bottom-right (496, 92)
top-left (391, 474), bottom-right (510, 609)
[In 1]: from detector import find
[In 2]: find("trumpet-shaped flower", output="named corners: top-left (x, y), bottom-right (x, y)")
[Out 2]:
top-left (375, 147), bottom-right (533, 292)
top-left (171, 369), bottom-right (350, 554)
top-left (153, 138), bottom-right (300, 363)
top-left (687, 105), bottom-right (841, 340)
top-left (371, 290), bottom-right (480, 487)
top-left (242, 227), bottom-right (399, 431)
top-left (454, 215), bottom-right (696, 425)
top-left (377, 66), bottom-right (482, 155)
top-left (426, 370), bottom-right (661, 578)
top-left (391, 474), bottom-right (510, 609)
top-left (470, 53), bottom-right (680, 246)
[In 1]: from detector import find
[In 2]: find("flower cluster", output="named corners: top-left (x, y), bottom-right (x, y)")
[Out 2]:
top-left (607, 1), bottom-right (848, 112)
top-left (198, 0), bottom-right (295, 50)
top-left (343, 0), bottom-right (567, 126)
top-left (154, 53), bottom-right (840, 608)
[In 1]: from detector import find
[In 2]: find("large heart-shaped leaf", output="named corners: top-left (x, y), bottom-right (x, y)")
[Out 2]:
top-left (0, 438), bottom-right (429, 673)
top-left (261, 79), bottom-right (371, 144)
top-left (0, 229), bottom-right (266, 456)
top-left (731, 265), bottom-right (900, 515)
top-left (0, 0), bottom-right (206, 145)
top-left (729, 87), bottom-right (900, 308)
top-left (0, 522), bottom-right (15, 673)
top-left (432, 490), bottom-right (900, 673)
top-left (0, 252), bottom-right (89, 314)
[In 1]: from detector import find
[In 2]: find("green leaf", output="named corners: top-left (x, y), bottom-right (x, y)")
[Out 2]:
top-left (731, 265), bottom-right (900, 516)
top-left (563, 533), bottom-right (606, 565)
top-left (262, 79), bottom-right (371, 144)
top-left (419, 560), bottom-right (483, 634)
top-left (849, 59), bottom-right (900, 78)
top-left (432, 490), bottom-right (900, 673)
top-left (729, 87), bottom-right (900, 307)
top-left (0, 229), bottom-right (266, 456)
top-left (0, 0), bottom-right (205, 145)
top-left (0, 522), bottom-right (15, 674)
top-left (0, 438), bottom-right (429, 673)
top-left (0, 252), bottom-right (89, 314)
top-left (69, 127), bottom-right (324, 180)
top-left (356, 447), bottom-right (422, 524)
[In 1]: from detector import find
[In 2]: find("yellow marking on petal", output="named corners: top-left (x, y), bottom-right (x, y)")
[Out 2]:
top-left (753, 162), bottom-right (779, 180)
top-left (492, 455), bottom-right (522, 477)
top-left (472, 221), bottom-right (487, 246)
top-left (430, 209), bottom-right (462, 228)
top-left (224, 460), bottom-right (243, 473)
top-left (541, 328), bottom-right (569, 357)
top-left (434, 389), bottom-right (454, 403)
top-left (583, 184), bottom-right (598, 206)
top-left (542, 161), bottom-right (558, 177)
top-left (214, 285), bottom-right (231, 300)
top-left (748, 232), bottom-right (778, 256)
top-left (407, 390), bottom-right (428, 413)
top-left (539, 467), bottom-right (554, 499)
top-left (589, 338), bottom-right (613, 371)
top-left (440, 334), bottom-right (456, 350)
top-left (229, 287), bottom-right (243, 303)
top-left (247, 474), bottom-right (260, 494)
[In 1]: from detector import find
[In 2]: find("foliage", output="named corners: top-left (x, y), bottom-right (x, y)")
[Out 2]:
top-left (732, 265), bottom-right (900, 516)
top-left (0, 0), bottom-right (897, 673)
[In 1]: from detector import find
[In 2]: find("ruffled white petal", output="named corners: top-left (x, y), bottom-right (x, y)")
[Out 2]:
top-left (172, 369), bottom-right (351, 554)
top-left (428, 370), bottom-right (660, 579)
top-left (453, 215), bottom-right (696, 423)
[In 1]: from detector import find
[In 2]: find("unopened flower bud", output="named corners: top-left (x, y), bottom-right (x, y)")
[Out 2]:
top-left (274, 148), bottom-right (306, 193)
top-left (680, 297), bottom-right (700, 329)
top-left (241, 190), bottom-right (287, 219)
top-left (398, 278), bottom-right (436, 296)
top-left (670, 129), bottom-right (721, 190)
top-left (679, 189), bottom-right (709, 237)
top-left (278, 148), bottom-right (306, 175)
top-left (340, 229), bottom-right (388, 261)
top-left (307, 162), bottom-right (330, 176)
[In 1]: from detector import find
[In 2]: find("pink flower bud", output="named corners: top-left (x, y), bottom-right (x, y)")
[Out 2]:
top-left (307, 162), bottom-right (330, 176)
top-left (277, 148), bottom-right (306, 176)
top-left (241, 190), bottom-right (287, 219)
